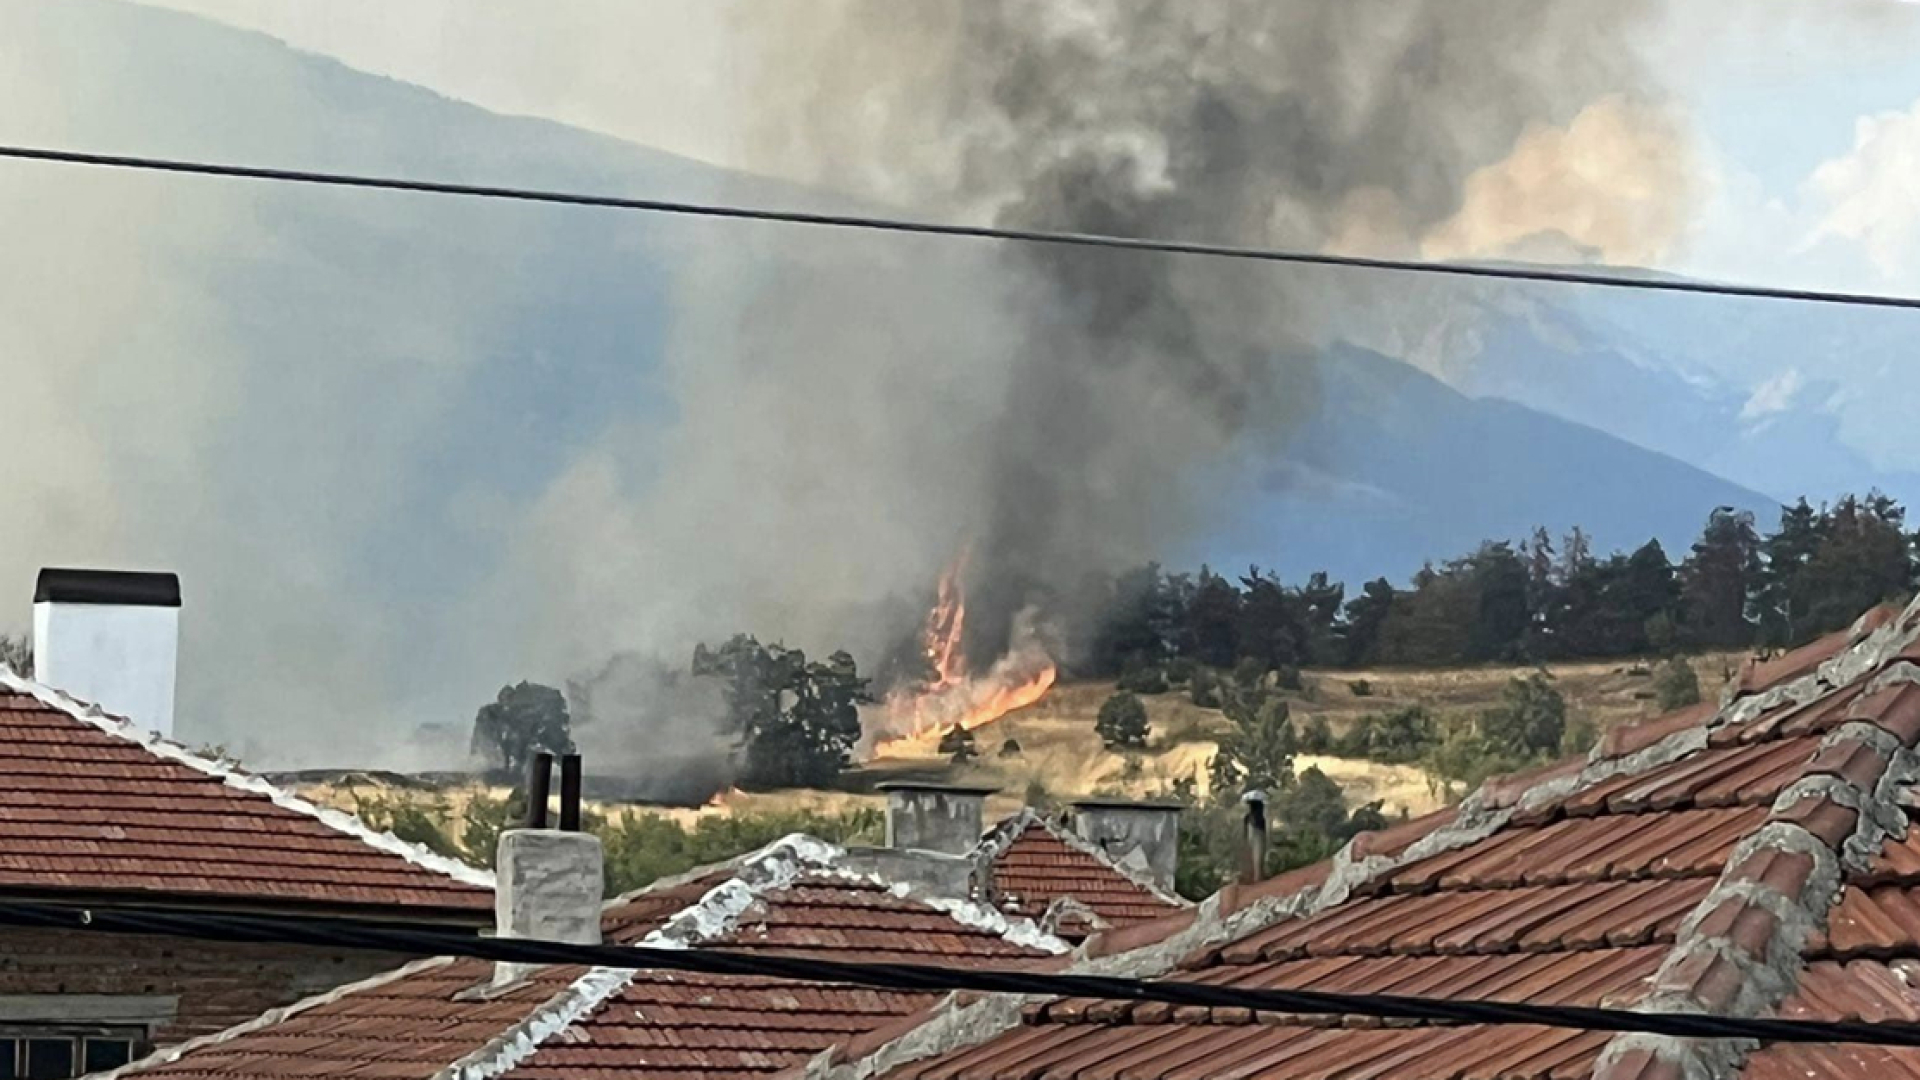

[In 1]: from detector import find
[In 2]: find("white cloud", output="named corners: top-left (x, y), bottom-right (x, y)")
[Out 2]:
top-left (1740, 368), bottom-right (1805, 421)
top-left (1803, 98), bottom-right (1920, 288)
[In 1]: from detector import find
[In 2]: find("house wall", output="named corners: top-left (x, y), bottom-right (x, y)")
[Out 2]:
top-left (0, 927), bottom-right (412, 1046)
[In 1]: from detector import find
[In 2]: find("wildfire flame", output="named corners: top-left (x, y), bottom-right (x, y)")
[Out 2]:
top-left (874, 552), bottom-right (1058, 757)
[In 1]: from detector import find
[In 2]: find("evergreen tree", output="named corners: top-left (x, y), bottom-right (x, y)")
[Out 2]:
top-left (1560, 526), bottom-right (1595, 581)
top-left (1466, 542), bottom-right (1531, 662)
top-left (1758, 498), bottom-right (1824, 646)
top-left (1680, 507), bottom-right (1761, 649)
top-left (1342, 578), bottom-right (1394, 666)
top-left (1796, 494), bottom-right (1912, 638)
top-left (1374, 561), bottom-right (1475, 666)
top-left (1522, 526), bottom-right (1562, 654)
top-left (1183, 567), bottom-right (1243, 669)
top-left (1237, 568), bottom-right (1305, 673)
top-left (1091, 564), bottom-right (1176, 675)
top-left (1618, 539), bottom-right (1680, 653)
top-left (1295, 572), bottom-right (1346, 666)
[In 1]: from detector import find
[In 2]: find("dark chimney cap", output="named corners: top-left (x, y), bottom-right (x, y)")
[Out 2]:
top-left (874, 781), bottom-right (999, 796)
top-left (1070, 797), bottom-right (1185, 811)
top-left (35, 569), bottom-right (181, 608)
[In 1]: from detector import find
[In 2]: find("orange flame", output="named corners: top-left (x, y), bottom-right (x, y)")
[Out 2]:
top-left (874, 552), bottom-right (1057, 757)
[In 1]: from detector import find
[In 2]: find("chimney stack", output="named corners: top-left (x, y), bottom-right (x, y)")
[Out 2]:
top-left (878, 782), bottom-right (993, 855)
top-left (1070, 798), bottom-right (1182, 894)
top-left (1241, 790), bottom-right (1270, 883)
top-left (32, 568), bottom-right (181, 737)
top-left (494, 753), bottom-right (601, 986)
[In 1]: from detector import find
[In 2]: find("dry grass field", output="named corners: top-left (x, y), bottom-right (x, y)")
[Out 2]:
top-left (292, 653), bottom-right (1742, 828)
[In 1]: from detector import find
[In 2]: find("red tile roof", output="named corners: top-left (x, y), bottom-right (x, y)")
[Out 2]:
top-left (0, 670), bottom-right (490, 917)
top-left (105, 836), bottom-right (1069, 1080)
top-left (855, 601), bottom-right (1920, 1080)
top-left (980, 812), bottom-right (1185, 939)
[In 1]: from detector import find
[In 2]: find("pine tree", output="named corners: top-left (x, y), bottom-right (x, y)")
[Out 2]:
top-left (1679, 508), bottom-right (1761, 650)
top-left (1342, 578), bottom-right (1396, 667)
top-left (1758, 498), bottom-right (1823, 647)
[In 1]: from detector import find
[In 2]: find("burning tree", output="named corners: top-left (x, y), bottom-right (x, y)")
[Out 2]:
top-left (875, 552), bottom-right (1058, 757)
top-left (692, 635), bottom-right (874, 789)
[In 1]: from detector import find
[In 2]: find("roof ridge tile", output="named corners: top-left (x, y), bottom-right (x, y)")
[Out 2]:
top-left (1593, 620), bottom-right (1920, 1080)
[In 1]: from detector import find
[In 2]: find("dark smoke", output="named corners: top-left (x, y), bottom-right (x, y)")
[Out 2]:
top-left (736, 0), bottom-right (1671, 663)
top-left (566, 653), bottom-right (733, 804)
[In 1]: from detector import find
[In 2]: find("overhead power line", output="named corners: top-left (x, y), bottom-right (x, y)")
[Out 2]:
top-left (3, 143), bottom-right (1918, 312)
top-left (3, 900), bottom-right (1919, 1048)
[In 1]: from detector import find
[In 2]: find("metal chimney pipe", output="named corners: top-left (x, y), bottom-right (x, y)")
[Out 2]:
top-left (1241, 790), bottom-right (1270, 883)
top-left (523, 752), bottom-right (554, 829)
top-left (559, 754), bottom-right (583, 832)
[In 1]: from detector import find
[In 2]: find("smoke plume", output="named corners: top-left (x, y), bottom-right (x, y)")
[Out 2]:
top-left (691, 0), bottom-right (1685, 662)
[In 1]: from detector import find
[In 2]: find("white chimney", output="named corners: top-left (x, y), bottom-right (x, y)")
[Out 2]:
top-left (494, 754), bottom-right (602, 987)
top-left (32, 568), bottom-right (181, 737)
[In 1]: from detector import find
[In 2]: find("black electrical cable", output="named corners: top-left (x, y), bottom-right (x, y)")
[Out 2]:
top-left (1, 900), bottom-right (1917, 1048)
top-left (3, 144), bottom-right (1918, 313)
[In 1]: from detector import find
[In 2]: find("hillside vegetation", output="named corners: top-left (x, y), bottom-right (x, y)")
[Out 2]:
top-left (293, 652), bottom-right (1736, 899)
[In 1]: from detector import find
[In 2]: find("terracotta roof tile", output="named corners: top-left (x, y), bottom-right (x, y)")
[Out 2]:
top-left (0, 679), bottom-right (489, 916)
top-left (117, 840), bottom-right (1065, 1080)
top-left (985, 819), bottom-right (1182, 937)
top-left (866, 603), bottom-right (1920, 1080)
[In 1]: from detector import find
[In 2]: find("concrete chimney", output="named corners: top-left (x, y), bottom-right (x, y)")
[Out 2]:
top-left (1241, 790), bottom-right (1270, 883)
top-left (878, 781), bottom-right (993, 855)
top-left (32, 569), bottom-right (181, 737)
top-left (494, 753), bottom-right (601, 986)
top-left (1070, 798), bottom-right (1182, 894)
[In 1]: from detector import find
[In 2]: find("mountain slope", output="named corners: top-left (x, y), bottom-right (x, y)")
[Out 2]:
top-left (1202, 345), bottom-right (1777, 583)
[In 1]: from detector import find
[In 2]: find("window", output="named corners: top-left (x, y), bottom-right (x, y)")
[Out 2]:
top-left (0, 1030), bottom-right (141, 1080)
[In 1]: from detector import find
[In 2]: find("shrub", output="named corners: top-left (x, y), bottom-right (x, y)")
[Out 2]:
top-left (1348, 679), bottom-right (1374, 697)
top-left (597, 806), bottom-right (882, 896)
top-left (1189, 667), bottom-right (1223, 709)
top-left (998, 737), bottom-right (1023, 758)
top-left (352, 790), bottom-right (463, 861)
top-left (1298, 714), bottom-right (1334, 755)
top-left (1118, 663), bottom-right (1171, 695)
top-left (1096, 691), bottom-right (1151, 750)
top-left (938, 726), bottom-right (977, 764)
top-left (1478, 673), bottom-right (1566, 758)
top-left (1337, 706), bottom-right (1439, 764)
top-left (1654, 657), bottom-right (1702, 711)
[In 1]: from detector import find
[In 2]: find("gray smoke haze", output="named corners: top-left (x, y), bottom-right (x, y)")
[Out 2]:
top-left (693, 0), bottom-right (1686, 659)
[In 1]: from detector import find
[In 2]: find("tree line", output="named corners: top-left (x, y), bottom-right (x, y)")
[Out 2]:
top-left (1072, 492), bottom-right (1914, 678)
